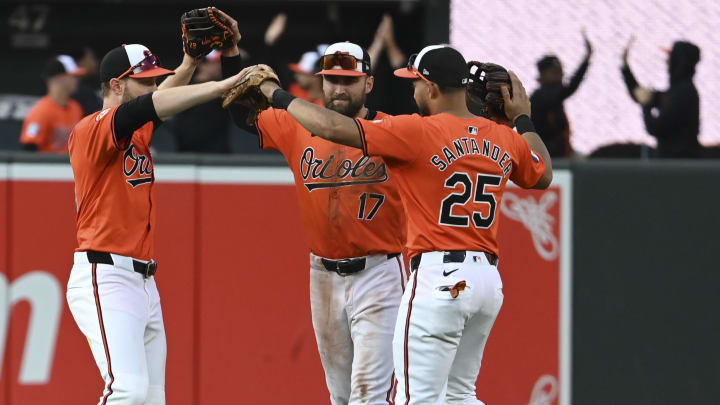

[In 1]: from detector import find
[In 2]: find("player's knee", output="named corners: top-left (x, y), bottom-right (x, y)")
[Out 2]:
top-left (110, 373), bottom-right (149, 405)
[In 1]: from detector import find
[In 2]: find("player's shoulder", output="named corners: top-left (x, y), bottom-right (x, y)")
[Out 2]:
top-left (75, 107), bottom-right (115, 131)
top-left (24, 96), bottom-right (54, 119)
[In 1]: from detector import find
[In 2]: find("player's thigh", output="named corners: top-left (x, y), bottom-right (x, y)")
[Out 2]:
top-left (347, 259), bottom-right (402, 403)
top-left (393, 267), bottom-right (466, 404)
top-left (145, 277), bottom-right (167, 394)
top-left (445, 266), bottom-right (503, 404)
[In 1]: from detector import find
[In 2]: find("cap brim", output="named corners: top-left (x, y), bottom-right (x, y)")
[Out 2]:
top-left (288, 63), bottom-right (311, 74)
top-left (393, 68), bottom-right (420, 79)
top-left (316, 69), bottom-right (366, 77)
top-left (130, 67), bottom-right (175, 78)
top-left (69, 67), bottom-right (88, 77)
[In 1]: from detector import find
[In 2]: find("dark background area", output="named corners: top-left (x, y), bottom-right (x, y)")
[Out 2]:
top-left (0, 0), bottom-right (448, 152)
top-left (571, 160), bottom-right (720, 404)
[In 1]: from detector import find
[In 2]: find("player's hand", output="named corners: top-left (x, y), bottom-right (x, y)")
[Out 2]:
top-left (218, 66), bottom-right (253, 94)
top-left (582, 28), bottom-right (593, 60)
top-left (500, 70), bottom-right (531, 122)
top-left (255, 65), bottom-right (281, 101)
top-left (622, 36), bottom-right (635, 66)
top-left (633, 86), bottom-right (653, 105)
top-left (212, 8), bottom-right (241, 57)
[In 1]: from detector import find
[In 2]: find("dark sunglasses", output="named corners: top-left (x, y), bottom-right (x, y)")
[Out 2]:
top-left (406, 53), bottom-right (432, 84)
top-left (116, 51), bottom-right (161, 80)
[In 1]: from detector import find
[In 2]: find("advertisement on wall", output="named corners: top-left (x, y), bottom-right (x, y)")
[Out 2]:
top-left (0, 163), bottom-right (570, 405)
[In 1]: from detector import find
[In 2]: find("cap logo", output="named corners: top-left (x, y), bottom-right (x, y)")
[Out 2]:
top-left (461, 78), bottom-right (468, 84)
top-left (423, 68), bottom-right (430, 75)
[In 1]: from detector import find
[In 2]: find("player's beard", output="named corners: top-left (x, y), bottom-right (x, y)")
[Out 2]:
top-left (121, 83), bottom-right (138, 104)
top-left (325, 94), bottom-right (364, 118)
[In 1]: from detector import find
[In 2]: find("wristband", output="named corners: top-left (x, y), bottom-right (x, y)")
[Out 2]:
top-left (514, 114), bottom-right (536, 134)
top-left (271, 89), bottom-right (297, 110)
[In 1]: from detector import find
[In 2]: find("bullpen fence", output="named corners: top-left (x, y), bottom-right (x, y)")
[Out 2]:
top-left (0, 152), bottom-right (717, 405)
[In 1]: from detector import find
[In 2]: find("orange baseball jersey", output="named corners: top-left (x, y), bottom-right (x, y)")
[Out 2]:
top-left (68, 106), bottom-right (156, 260)
top-left (20, 96), bottom-right (84, 153)
top-left (356, 113), bottom-right (546, 259)
top-left (257, 108), bottom-right (406, 259)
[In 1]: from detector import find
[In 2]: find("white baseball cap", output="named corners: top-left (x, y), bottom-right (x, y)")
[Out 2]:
top-left (99, 44), bottom-right (175, 82)
top-left (288, 51), bottom-right (320, 74)
top-left (316, 41), bottom-right (371, 77)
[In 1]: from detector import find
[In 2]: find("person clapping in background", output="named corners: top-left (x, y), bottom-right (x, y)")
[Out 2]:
top-left (621, 38), bottom-right (701, 158)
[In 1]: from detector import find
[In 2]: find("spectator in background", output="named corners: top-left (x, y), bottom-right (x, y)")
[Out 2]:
top-left (71, 46), bottom-right (103, 115)
top-left (165, 50), bottom-right (231, 153)
top-left (621, 39), bottom-right (701, 158)
top-left (288, 47), bottom-right (325, 104)
top-left (20, 55), bottom-right (85, 152)
top-left (530, 30), bottom-right (592, 157)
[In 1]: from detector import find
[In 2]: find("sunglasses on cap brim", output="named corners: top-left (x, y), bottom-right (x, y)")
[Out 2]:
top-left (393, 53), bottom-right (432, 84)
top-left (116, 52), bottom-right (174, 80)
top-left (318, 52), bottom-right (367, 76)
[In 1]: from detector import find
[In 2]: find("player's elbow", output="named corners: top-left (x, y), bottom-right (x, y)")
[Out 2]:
top-left (533, 168), bottom-right (553, 189)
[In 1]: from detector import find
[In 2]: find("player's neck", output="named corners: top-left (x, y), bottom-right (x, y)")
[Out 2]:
top-left (435, 95), bottom-right (475, 119)
top-left (102, 95), bottom-right (123, 110)
top-left (354, 105), bottom-right (369, 120)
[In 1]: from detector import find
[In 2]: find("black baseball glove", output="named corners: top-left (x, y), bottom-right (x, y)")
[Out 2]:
top-left (181, 7), bottom-right (234, 59)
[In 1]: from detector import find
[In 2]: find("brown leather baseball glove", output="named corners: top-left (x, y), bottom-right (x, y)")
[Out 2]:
top-left (222, 65), bottom-right (281, 125)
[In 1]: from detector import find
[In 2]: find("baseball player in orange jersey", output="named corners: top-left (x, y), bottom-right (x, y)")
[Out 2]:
top-left (253, 44), bottom-right (553, 404)
top-left (66, 40), bottom-right (250, 404)
top-left (220, 20), bottom-right (407, 404)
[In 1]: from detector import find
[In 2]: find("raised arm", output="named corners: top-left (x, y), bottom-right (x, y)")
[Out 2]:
top-left (153, 67), bottom-right (250, 120)
top-left (502, 71), bottom-right (553, 189)
top-left (259, 80), bottom-right (363, 148)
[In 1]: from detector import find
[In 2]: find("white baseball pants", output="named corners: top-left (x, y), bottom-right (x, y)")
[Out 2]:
top-left (66, 252), bottom-right (166, 405)
top-left (310, 253), bottom-right (407, 405)
top-left (392, 251), bottom-right (503, 405)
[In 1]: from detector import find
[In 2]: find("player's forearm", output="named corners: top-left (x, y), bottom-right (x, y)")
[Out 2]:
top-left (522, 131), bottom-right (553, 189)
top-left (152, 81), bottom-right (223, 120)
top-left (157, 54), bottom-right (198, 91)
top-left (285, 96), bottom-right (363, 149)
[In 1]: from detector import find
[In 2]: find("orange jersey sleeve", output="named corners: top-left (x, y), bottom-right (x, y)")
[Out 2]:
top-left (356, 114), bottom-right (426, 163)
top-left (20, 103), bottom-right (52, 147)
top-left (256, 108), bottom-right (295, 152)
top-left (504, 126), bottom-right (547, 188)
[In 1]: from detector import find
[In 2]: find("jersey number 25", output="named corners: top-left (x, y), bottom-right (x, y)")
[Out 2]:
top-left (439, 172), bottom-right (501, 228)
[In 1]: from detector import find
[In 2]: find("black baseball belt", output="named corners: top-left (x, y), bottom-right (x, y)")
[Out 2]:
top-left (321, 253), bottom-right (400, 276)
top-left (86, 250), bottom-right (158, 278)
top-left (410, 250), bottom-right (498, 271)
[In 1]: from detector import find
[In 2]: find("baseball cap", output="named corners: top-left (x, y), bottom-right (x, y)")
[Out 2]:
top-left (289, 51), bottom-right (321, 74)
top-left (316, 41), bottom-right (371, 77)
top-left (99, 44), bottom-right (175, 82)
top-left (42, 55), bottom-right (87, 80)
top-left (394, 45), bottom-right (468, 88)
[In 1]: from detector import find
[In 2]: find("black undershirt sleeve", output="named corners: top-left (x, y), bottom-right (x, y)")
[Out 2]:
top-left (113, 93), bottom-right (161, 143)
top-left (220, 54), bottom-right (255, 131)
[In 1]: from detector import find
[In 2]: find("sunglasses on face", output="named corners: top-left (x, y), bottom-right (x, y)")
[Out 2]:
top-left (116, 51), bottom-right (161, 80)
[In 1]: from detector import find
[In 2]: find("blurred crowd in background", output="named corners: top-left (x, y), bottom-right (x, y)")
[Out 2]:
top-left (2, 1), bottom-right (715, 158)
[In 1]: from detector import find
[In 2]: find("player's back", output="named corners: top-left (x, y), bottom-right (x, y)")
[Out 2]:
top-left (360, 112), bottom-right (545, 258)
